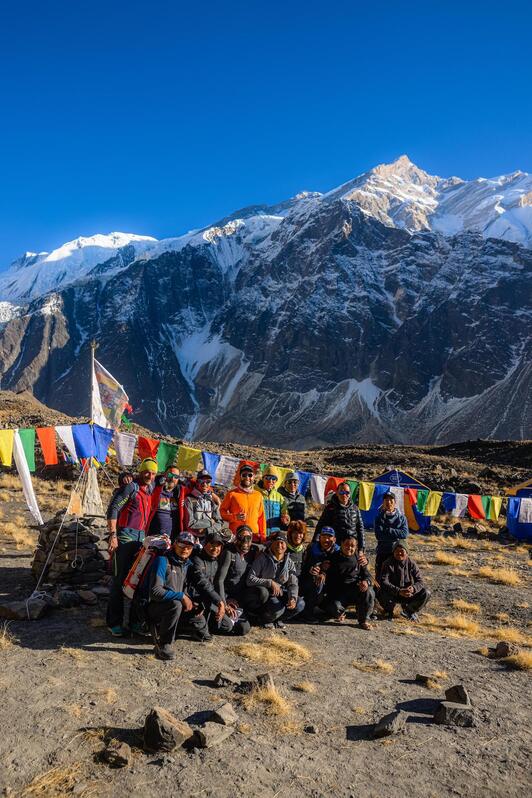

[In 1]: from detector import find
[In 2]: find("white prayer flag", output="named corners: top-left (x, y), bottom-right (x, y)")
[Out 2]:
top-left (390, 486), bottom-right (405, 513)
top-left (518, 497), bottom-right (532, 524)
top-left (310, 474), bottom-right (327, 505)
top-left (114, 431), bottom-right (137, 467)
top-left (13, 430), bottom-right (43, 525)
top-left (92, 357), bottom-right (129, 430)
top-left (56, 425), bottom-right (78, 462)
top-left (216, 455), bottom-right (240, 486)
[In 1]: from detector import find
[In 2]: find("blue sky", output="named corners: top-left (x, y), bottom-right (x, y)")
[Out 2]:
top-left (0, 0), bottom-right (530, 266)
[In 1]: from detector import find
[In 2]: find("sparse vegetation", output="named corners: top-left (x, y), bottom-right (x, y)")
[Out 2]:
top-left (234, 636), bottom-right (311, 667)
top-left (352, 658), bottom-right (394, 674)
top-left (21, 763), bottom-right (82, 797)
top-left (451, 599), bottom-right (481, 614)
top-left (503, 651), bottom-right (532, 671)
top-left (433, 551), bottom-right (462, 566)
top-left (0, 622), bottom-right (18, 650)
top-left (243, 685), bottom-right (293, 716)
top-left (477, 566), bottom-right (521, 586)
top-left (292, 680), bottom-right (316, 693)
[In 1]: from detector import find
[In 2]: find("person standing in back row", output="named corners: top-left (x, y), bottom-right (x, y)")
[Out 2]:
top-left (220, 464), bottom-right (266, 543)
top-left (279, 472), bottom-right (306, 527)
top-left (255, 465), bottom-right (289, 536)
top-left (315, 482), bottom-right (365, 550)
top-left (373, 491), bottom-right (409, 583)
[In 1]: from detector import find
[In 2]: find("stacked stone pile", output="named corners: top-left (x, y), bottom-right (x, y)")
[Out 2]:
top-left (31, 511), bottom-right (109, 588)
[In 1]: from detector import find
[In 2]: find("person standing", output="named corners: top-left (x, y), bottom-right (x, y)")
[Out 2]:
top-left (220, 464), bottom-right (266, 543)
top-left (279, 472), bottom-right (306, 527)
top-left (106, 458), bottom-right (157, 636)
top-left (147, 465), bottom-right (183, 540)
top-left (255, 465), bottom-right (289, 536)
top-left (315, 482), bottom-right (365, 549)
top-left (183, 468), bottom-right (225, 544)
top-left (374, 491), bottom-right (409, 582)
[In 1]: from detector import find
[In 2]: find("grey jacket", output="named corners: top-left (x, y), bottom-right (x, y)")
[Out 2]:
top-left (246, 549), bottom-right (299, 600)
top-left (183, 490), bottom-right (223, 535)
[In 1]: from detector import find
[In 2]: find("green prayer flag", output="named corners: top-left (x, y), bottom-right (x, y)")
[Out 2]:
top-left (346, 479), bottom-right (359, 500)
top-left (416, 489), bottom-right (429, 513)
top-left (18, 428), bottom-right (36, 472)
top-left (481, 495), bottom-right (491, 517)
top-left (157, 442), bottom-right (178, 472)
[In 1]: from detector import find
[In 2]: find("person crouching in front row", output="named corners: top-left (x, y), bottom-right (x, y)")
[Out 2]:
top-left (321, 532), bottom-right (375, 630)
top-left (378, 541), bottom-right (430, 622)
top-left (243, 531), bottom-right (304, 629)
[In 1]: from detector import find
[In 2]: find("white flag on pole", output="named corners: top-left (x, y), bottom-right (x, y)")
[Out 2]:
top-left (92, 358), bottom-right (129, 430)
top-left (114, 431), bottom-right (137, 467)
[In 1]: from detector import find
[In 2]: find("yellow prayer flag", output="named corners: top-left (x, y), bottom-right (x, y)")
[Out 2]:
top-left (488, 496), bottom-right (502, 521)
top-left (176, 445), bottom-right (202, 474)
top-left (358, 481), bottom-right (376, 511)
top-left (0, 429), bottom-right (15, 467)
top-left (424, 491), bottom-right (442, 516)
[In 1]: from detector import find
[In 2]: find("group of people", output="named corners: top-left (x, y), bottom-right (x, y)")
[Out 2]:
top-left (106, 458), bottom-right (430, 661)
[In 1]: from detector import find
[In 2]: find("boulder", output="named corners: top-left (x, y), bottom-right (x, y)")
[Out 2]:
top-left (452, 522), bottom-right (463, 535)
top-left (196, 722), bottom-right (235, 748)
top-left (304, 724), bottom-right (318, 734)
top-left (372, 710), bottom-right (407, 738)
top-left (433, 701), bottom-right (474, 727)
top-left (210, 702), bottom-right (238, 726)
top-left (445, 685), bottom-right (471, 705)
top-left (143, 707), bottom-right (194, 752)
top-left (256, 672), bottom-right (275, 691)
top-left (492, 641), bottom-right (520, 659)
top-left (213, 672), bottom-right (241, 689)
top-left (101, 740), bottom-right (131, 768)
top-left (0, 598), bottom-right (48, 621)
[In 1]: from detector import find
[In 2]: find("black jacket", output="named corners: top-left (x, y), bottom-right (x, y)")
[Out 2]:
top-left (380, 556), bottom-right (424, 596)
top-left (214, 544), bottom-right (258, 601)
top-left (325, 550), bottom-right (371, 600)
top-left (190, 550), bottom-right (223, 604)
top-left (315, 495), bottom-right (365, 549)
top-left (147, 551), bottom-right (220, 605)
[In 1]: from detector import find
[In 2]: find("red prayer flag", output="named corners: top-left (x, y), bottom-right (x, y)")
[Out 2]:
top-left (137, 436), bottom-right (160, 460)
top-left (325, 476), bottom-right (344, 499)
top-left (405, 488), bottom-right (418, 505)
top-left (467, 494), bottom-right (486, 520)
top-left (36, 427), bottom-right (58, 465)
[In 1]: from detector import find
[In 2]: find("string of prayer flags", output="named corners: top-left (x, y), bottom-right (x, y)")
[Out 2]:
top-left (137, 437), bottom-right (160, 460)
top-left (0, 429), bottom-right (14, 467)
top-left (358, 481), bottom-right (376, 511)
top-left (325, 476), bottom-right (344, 499)
top-left (215, 455), bottom-right (240, 486)
top-left (37, 427), bottom-right (58, 465)
top-left (416, 489), bottom-right (429, 514)
top-left (114, 432), bottom-right (137, 467)
top-left (488, 496), bottom-right (502, 521)
top-left (390, 485), bottom-right (405, 513)
top-left (17, 428), bottom-right (36, 472)
top-left (202, 451), bottom-right (221, 478)
top-left (55, 426), bottom-right (79, 462)
top-left (345, 479), bottom-right (359, 500)
top-left (295, 471), bottom-right (312, 496)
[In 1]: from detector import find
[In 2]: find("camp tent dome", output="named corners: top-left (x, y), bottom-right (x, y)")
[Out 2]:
top-left (360, 469), bottom-right (431, 533)
top-left (505, 477), bottom-right (532, 542)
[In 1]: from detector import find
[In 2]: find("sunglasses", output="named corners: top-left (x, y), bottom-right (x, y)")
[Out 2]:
top-left (264, 476), bottom-right (278, 482)
top-left (287, 479), bottom-right (298, 483)
top-left (338, 490), bottom-right (350, 495)
top-left (198, 478), bottom-right (212, 484)
top-left (238, 535), bottom-right (252, 541)
top-left (166, 473), bottom-right (179, 480)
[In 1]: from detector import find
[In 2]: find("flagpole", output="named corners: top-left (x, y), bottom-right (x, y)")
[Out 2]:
top-left (90, 340), bottom-right (98, 423)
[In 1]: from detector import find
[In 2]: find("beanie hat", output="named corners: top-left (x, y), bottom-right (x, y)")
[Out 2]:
top-left (138, 458), bottom-right (158, 474)
top-left (262, 465), bottom-right (280, 480)
top-left (393, 540), bottom-right (409, 553)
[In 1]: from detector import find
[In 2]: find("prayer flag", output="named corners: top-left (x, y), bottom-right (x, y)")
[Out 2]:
top-left (488, 496), bottom-right (502, 521)
top-left (56, 426), bottom-right (79, 462)
top-left (416, 489), bottom-right (429, 513)
top-left (295, 471), bottom-right (312, 496)
top-left (424, 491), bottom-right (442, 516)
top-left (216, 455), bottom-right (240, 486)
top-left (325, 477), bottom-right (344, 499)
top-left (405, 488), bottom-right (418, 505)
top-left (72, 424), bottom-right (94, 460)
top-left (114, 432), bottom-right (137, 467)
top-left (138, 437), bottom-right (160, 460)
top-left (202, 451), bottom-right (221, 479)
top-left (92, 424), bottom-right (114, 463)
top-left (37, 427), bottom-right (58, 465)
top-left (467, 494), bottom-right (485, 520)
top-left (92, 357), bottom-right (129, 430)
top-left (0, 429), bottom-right (14, 466)
top-left (310, 475), bottom-right (327, 505)
top-left (17, 428), bottom-right (36, 473)
top-left (389, 486), bottom-right (405, 513)
top-left (518, 497), bottom-right (532, 524)
top-left (13, 430), bottom-right (43, 525)
top-left (346, 479), bottom-right (359, 500)
top-left (358, 481), bottom-right (376, 511)
top-left (157, 442), bottom-right (178, 472)
top-left (176, 445), bottom-right (202, 474)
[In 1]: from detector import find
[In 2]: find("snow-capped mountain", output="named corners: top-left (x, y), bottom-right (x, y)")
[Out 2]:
top-left (0, 232), bottom-right (156, 302)
top-left (0, 156), bottom-right (530, 445)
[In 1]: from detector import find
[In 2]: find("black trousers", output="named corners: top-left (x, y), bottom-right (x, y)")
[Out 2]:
top-left (378, 586), bottom-right (430, 615)
top-left (206, 605), bottom-right (251, 636)
top-left (147, 599), bottom-right (208, 645)
top-left (243, 586), bottom-right (304, 624)
top-left (106, 539), bottom-right (143, 628)
top-left (323, 585), bottom-right (375, 623)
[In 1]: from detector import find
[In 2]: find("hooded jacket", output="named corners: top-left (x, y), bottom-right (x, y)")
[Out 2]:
top-left (279, 486), bottom-right (306, 524)
top-left (374, 508), bottom-right (409, 557)
top-left (220, 486), bottom-right (266, 542)
top-left (183, 489), bottom-right (223, 537)
top-left (325, 549), bottom-right (371, 600)
top-left (255, 480), bottom-right (288, 534)
top-left (147, 550), bottom-right (221, 605)
top-left (246, 548), bottom-right (299, 600)
top-left (315, 495), bottom-right (365, 549)
top-left (301, 539), bottom-right (340, 577)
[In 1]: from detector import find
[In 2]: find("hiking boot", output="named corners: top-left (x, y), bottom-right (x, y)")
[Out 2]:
top-left (155, 643), bottom-right (176, 661)
top-left (108, 625), bottom-right (124, 637)
top-left (274, 619), bottom-right (286, 629)
top-left (358, 621), bottom-right (373, 631)
top-left (191, 629), bottom-right (212, 643)
top-left (408, 612), bottom-right (419, 622)
top-left (130, 622), bottom-right (150, 637)
top-left (263, 622), bottom-right (275, 630)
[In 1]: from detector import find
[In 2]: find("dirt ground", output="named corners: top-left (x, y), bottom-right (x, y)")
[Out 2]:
top-left (0, 480), bottom-right (531, 798)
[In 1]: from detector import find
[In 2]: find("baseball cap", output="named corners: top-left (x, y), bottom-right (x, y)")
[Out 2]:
top-left (176, 532), bottom-right (196, 545)
top-left (319, 526), bottom-right (336, 537)
top-left (268, 531), bottom-right (288, 543)
top-left (196, 468), bottom-right (212, 480)
top-left (205, 530), bottom-right (224, 544)
top-left (240, 464), bottom-right (254, 474)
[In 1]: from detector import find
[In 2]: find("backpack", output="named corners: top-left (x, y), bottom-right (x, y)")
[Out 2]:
top-left (122, 534), bottom-right (171, 600)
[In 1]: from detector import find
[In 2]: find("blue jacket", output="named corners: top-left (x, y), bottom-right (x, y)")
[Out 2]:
top-left (146, 551), bottom-right (220, 605)
top-left (374, 509), bottom-right (409, 556)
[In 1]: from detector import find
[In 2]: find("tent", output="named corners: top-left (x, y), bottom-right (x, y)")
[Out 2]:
top-left (505, 478), bottom-right (532, 542)
top-left (360, 469), bottom-right (431, 534)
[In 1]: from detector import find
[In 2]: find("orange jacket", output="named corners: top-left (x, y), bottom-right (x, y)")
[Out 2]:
top-left (220, 487), bottom-right (266, 542)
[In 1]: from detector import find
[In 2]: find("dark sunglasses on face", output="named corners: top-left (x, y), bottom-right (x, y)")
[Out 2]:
top-left (167, 473), bottom-right (179, 480)
top-left (338, 490), bottom-right (350, 495)
top-left (287, 479), bottom-right (298, 483)
top-left (265, 476), bottom-right (277, 482)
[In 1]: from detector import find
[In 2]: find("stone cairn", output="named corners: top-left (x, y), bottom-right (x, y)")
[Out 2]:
top-left (32, 510), bottom-right (109, 590)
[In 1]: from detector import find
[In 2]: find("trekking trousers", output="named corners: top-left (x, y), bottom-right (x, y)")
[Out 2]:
top-left (323, 585), bottom-right (375, 623)
top-left (147, 599), bottom-right (208, 645)
top-left (377, 586), bottom-right (431, 615)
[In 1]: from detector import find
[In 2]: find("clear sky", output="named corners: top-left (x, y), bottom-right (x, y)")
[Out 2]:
top-left (0, 0), bottom-right (530, 266)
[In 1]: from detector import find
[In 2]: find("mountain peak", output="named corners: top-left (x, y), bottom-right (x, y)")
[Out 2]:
top-left (371, 154), bottom-right (436, 185)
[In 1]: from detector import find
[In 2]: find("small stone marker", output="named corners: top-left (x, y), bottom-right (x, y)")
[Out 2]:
top-left (143, 707), bottom-right (194, 752)
top-left (101, 740), bottom-right (131, 768)
top-left (433, 701), bottom-right (474, 727)
top-left (210, 702), bottom-right (238, 726)
top-left (197, 722), bottom-right (235, 748)
top-left (213, 672), bottom-right (241, 688)
top-left (445, 685), bottom-right (470, 705)
top-left (372, 710), bottom-right (407, 738)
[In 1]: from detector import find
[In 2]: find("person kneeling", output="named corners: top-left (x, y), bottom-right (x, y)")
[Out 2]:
top-left (145, 532), bottom-right (218, 660)
top-left (244, 531), bottom-right (304, 628)
top-left (378, 541), bottom-right (430, 622)
top-left (322, 533), bottom-right (375, 630)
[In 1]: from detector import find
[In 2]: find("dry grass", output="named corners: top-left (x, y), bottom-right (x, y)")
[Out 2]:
top-left (292, 680), bottom-right (316, 693)
top-left (452, 538), bottom-right (476, 550)
top-left (389, 626), bottom-right (420, 637)
top-left (494, 612), bottom-right (510, 623)
top-left (0, 474), bottom-right (21, 490)
top-left (66, 704), bottom-right (84, 719)
top-left (441, 614), bottom-right (481, 636)
top-left (352, 705), bottom-right (367, 715)
top-left (503, 651), bottom-right (532, 671)
top-left (0, 622), bottom-right (18, 650)
top-left (451, 599), bottom-right (481, 614)
top-left (516, 602), bottom-right (529, 609)
top-left (277, 718), bottom-right (303, 734)
top-left (432, 551), bottom-right (462, 566)
top-left (21, 763), bottom-right (82, 797)
top-left (352, 658), bottom-right (394, 674)
top-left (432, 669), bottom-right (448, 680)
top-left (60, 646), bottom-right (88, 663)
top-left (0, 489), bottom-right (12, 502)
top-left (487, 626), bottom-right (530, 646)
top-left (449, 568), bottom-right (470, 577)
top-left (234, 635), bottom-right (311, 668)
top-left (477, 566), bottom-right (521, 586)
top-left (243, 685), bottom-right (292, 716)
top-left (236, 721), bottom-right (252, 734)
top-left (102, 687), bottom-right (118, 705)
top-left (475, 646), bottom-right (490, 657)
